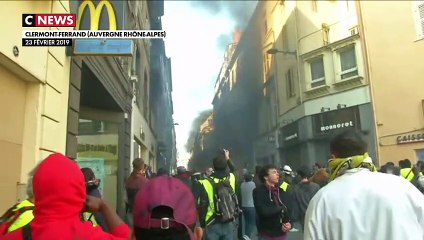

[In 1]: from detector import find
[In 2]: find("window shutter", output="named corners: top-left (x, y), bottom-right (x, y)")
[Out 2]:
top-left (285, 68), bottom-right (296, 97)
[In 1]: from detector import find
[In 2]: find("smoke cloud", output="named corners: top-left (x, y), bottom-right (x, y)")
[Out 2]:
top-left (185, 109), bottom-right (214, 152)
top-left (190, 1), bottom-right (258, 50)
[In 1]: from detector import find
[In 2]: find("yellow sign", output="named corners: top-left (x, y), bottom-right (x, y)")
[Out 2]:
top-left (76, 0), bottom-right (117, 30)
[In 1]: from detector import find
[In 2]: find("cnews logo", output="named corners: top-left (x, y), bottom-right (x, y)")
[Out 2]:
top-left (22, 14), bottom-right (76, 27)
top-left (76, 0), bottom-right (117, 30)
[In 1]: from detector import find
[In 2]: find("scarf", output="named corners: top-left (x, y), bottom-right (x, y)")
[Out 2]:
top-left (329, 152), bottom-right (377, 181)
top-left (269, 186), bottom-right (282, 206)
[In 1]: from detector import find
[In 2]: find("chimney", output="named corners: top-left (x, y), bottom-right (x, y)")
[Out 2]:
top-left (233, 30), bottom-right (243, 43)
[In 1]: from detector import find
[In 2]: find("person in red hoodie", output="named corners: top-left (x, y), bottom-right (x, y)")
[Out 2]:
top-left (0, 153), bottom-right (130, 240)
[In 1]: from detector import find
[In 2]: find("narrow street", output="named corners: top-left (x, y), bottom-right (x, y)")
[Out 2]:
top-left (1, 0), bottom-right (424, 240)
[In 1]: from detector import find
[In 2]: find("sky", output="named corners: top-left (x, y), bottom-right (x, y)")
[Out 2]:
top-left (161, 2), bottom-right (239, 167)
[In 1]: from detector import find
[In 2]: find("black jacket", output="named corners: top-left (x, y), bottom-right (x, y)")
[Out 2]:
top-left (87, 188), bottom-right (108, 231)
top-left (291, 181), bottom-right (320, 225)
top-left (253, 184), bottom-right (292, 237)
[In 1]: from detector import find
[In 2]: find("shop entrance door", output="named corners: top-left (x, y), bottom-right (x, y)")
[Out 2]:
top-left (77, 118), bottom-right (119, 210)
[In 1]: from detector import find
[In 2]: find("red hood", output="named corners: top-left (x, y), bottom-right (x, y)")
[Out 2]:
top-left (33, 153), bottom-right (86, 221)
top-left (1, 153), bottom-right (131, 240)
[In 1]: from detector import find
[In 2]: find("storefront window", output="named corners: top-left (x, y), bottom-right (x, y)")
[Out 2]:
top-left (76, 119), bottom-right (119, 210)
top-left (416, 149), bottom-right (424, 161)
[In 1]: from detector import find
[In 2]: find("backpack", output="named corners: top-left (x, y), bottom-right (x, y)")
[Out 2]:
top-left (208, 174), bottom-right (240, 223)
top-left (0, 203), bottom-right (34, 235)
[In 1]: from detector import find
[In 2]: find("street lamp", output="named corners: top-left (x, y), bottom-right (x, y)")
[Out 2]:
top-left (266, 48), bottom-right (297, 56)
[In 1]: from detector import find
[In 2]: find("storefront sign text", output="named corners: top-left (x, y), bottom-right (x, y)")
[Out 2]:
top-left (285, 133), bottom-right (298, 141)
top-left (396, 134), bottom-right (424, 144)
top-left (320, 121), bottom-right (354, 132)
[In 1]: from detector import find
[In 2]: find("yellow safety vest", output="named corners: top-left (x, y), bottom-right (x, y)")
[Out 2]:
top-left (280, 181), bottom-right (290, 192)
top-left (82, 212), bottom-right (98, 227)
top-left (199, 173), bottom-right (236, 223)
top-left (7, 199), bottom-right (34, 233)
top-left (401, 168), bottom-right (415, 182)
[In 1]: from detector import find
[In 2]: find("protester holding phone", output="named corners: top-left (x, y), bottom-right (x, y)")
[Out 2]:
top-left (81, 167), bottom-right (108, 231)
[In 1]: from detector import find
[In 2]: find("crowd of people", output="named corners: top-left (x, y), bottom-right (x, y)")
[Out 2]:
top-left (1, 129), bottom-right (424, 240)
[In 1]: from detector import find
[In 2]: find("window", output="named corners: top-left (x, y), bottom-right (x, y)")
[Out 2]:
top-left (339, 46), bottom-right (358, 79)
top-left (286, 68), bottom-right (295, 97)
top-left (230, 70), bottom-right (234, 89)
top-left (309, 57), bottom-right (325, 88)
top-left (416, 149), bottom-right (424, 161)
top-left (133, 49), bottom-right (141, 105)
top-left (282, 25), bottom-right (288, 51)
top-left (264, 52), bottom-right (271, 80)
top-left (414, 1), bottom-right (424, 39)
top-left (265, 20), bottom-right (268, 34)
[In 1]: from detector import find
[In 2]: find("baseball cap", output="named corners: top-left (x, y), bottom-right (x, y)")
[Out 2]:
top-left (133, 176), bottom-right (197, 240)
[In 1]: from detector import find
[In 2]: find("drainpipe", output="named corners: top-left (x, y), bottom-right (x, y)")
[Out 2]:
top-left (294, 4), bottom-right (303, 105)
top-left (356, 1), bottom-right (380, 165)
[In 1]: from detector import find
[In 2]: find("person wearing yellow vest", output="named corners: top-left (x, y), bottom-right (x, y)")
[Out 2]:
top-left (279, 165), bottom-right (294, 192)
top-left (197, 149), bottom-right (237, 240)
top-left (1, 175), bottom-right (35, 234)
top-left (399, 159), bottom-right (417, 181)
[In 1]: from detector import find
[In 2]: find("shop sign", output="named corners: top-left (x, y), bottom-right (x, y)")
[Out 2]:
top-left (313, 106), bottom-right (360, 135)
top-left (73, 0), bottom-right (133, 56)
top-left (285, 133), bottom-right (298, 141)
top-left (397, 134), bottom-right (424, 144)
top-left (279, 121), bottom-right (299, 148)
top-left (321, 121), bottom-right (354, 132)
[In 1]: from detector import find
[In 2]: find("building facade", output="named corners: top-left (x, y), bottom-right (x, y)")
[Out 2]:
top-left (66, 0), bottom-right (140, 216)
top-left (358, 1), bottom-right (424, 165)
top-left (211, 21), bottom-right (263, 170)
top-left (250, 0), bottom-right (424, 168)
top-left (0, 0), bottom-right (174, 216)
top-left (149, 0), bottom-right (177, 173)
top-left (252, 1), bottom-right (378, 169)
top-left (188, 113), bottom-right (215, 171)
top-left (0, 0), bottom-right (72, 213)
top-left (66, 0), bottom-right (173, 216)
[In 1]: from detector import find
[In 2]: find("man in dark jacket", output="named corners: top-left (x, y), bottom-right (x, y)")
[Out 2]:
top-left (291, 166), bottom-right (320, 232)
top-left (197, 149), bottom-right (237, 240)
top-left (253, 164), bottom-right (292, 240)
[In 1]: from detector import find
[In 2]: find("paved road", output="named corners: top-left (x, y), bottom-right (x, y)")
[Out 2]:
top-left (238, 221), bottom-right (303, 240)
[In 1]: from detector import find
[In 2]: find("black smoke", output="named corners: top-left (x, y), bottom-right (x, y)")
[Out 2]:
top-left (185, 109), bottom-right (214, 152)
top-left (190, 1), bottom-right (258, 50)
